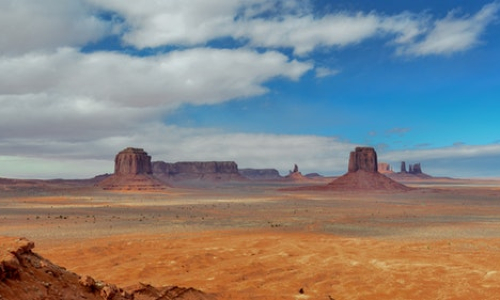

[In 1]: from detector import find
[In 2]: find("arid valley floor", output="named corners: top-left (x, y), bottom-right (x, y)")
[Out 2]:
top-left (2, 178), bottom-right (500, 299)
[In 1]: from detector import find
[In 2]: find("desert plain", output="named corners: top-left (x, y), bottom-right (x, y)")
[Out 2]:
top-left (1, 178), bottom-right (500, 299)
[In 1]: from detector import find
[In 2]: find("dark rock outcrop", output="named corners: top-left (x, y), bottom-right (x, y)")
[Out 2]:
top-left (400, 161), bottom-right (407, 173)
top-left (389, 161), bottom-right (431, 180)
top-left (239, 169), bottom-right (282, 180)
top-left (348, 147), bottom-right (378, 173)
top-left (409, 163), bottom-right (422, 174)
top-left (114, 147), bottom-right (152, 175)
top-left (0, 237), bottom-right (214, 300)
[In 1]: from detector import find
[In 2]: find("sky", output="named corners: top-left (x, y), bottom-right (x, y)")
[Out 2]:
top-left (1, 0), bottom-right (500, 179)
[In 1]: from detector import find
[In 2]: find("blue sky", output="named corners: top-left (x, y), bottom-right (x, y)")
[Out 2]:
top-left (1, 0), bottom-right (500, 178)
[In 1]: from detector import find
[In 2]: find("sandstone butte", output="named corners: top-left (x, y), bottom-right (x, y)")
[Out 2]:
top-left (0, 236), bottom-right (214, 300)
top-left (97, 147), bottom-right (167, 191)
top-left (327, 147), bottom-right (410, 191)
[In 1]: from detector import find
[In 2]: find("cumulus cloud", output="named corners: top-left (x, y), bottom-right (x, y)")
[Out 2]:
top-left (397, 2), bottom-right (500, 56)
top-left (0, 0), bottom-right (110, 55)
top-left (85, 0), bottom-right (499, 56)
top-left (0, 47), bottom-right (311, 109)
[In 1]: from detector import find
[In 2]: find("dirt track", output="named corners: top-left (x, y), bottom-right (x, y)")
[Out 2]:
top-left (2, 180), bottom-right (500, 299)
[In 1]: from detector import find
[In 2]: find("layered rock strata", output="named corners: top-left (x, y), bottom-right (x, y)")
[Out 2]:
top-left (152, 161), bottom-right (246, 182)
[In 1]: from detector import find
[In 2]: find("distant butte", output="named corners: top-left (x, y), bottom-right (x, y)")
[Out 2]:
top-left (97, 147), bottom-right (167, 191)
top-left (336, 147), bottom-right (411, 190)
top-left (381, 161), bottom-right (433, 180)
top-left (286, 147), bottom-right (410, 192)
top-left (327, 147), bottom-right (410, 191)
top-left (284, 164), bottom-right (311, 182)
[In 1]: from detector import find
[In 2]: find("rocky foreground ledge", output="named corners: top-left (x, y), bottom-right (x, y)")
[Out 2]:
top-left (0, 237), bottom-right (215, 300)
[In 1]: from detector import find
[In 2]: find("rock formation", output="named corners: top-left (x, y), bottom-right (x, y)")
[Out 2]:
top-left (97, 147), bottom-right (167, 190)
top-left (388, 161), bottom-right (431, 180)
top-left (400, 161), bottom-right (407, 173)
top-left (285, 164), bottom-right (310, 181)
top-left (348, 147), bottom-right (378, 173)
top-left (328, 147), bottom-right (410, 191)
top-left (398, 161), bottom-right (426, 175)
top-left (152, 161), bottom-right (246, 183)
top-left (0, 237), bottom-right (214, 300)
top-left (408, 163), bottom-right (422, 174)
top-left (114, 147), bottom-right (152, 175)
top-left (239, 169), bottom-right (282, 180)
top-left (377, 162), bottom-right (393, 174)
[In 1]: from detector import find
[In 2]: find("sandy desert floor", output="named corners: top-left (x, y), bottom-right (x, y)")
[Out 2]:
top-left (2, 179), bottom-right (500, 299)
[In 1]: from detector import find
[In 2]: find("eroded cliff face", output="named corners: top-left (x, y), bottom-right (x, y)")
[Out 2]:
top-left (152, 161), bottom-right (246, 182)
top-left (114, 148), bottom-right (152, 175)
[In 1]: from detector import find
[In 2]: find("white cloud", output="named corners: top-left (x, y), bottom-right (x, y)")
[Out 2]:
top-left (315, 67), bottom-right (340, 78)
top-left (0, 47), bottom-right (311, 109)
top-left (86, 0), bottom-right (499, 57)
top-left (0, 0), bottom-right (110, 55)
top-left (397, 2), bottom-right (500, 56)
top-left (88, 0), bottom-right (390, 55)
top-left (86, 0), bottom-right (311, 49)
